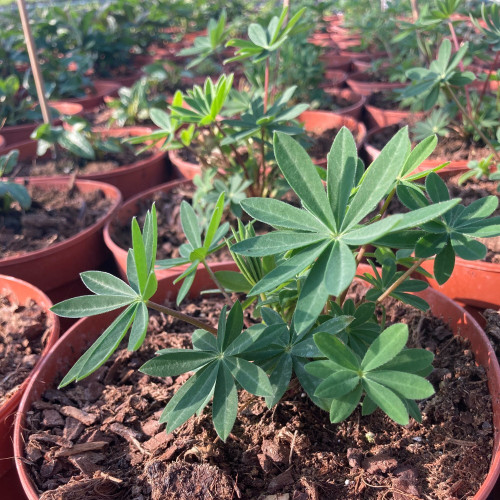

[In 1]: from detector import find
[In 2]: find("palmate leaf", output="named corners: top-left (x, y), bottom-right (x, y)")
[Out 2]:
top-left (308, 323), bottom-right (434, 425)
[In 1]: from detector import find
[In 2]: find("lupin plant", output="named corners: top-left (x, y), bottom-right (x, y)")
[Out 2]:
top-left (51, 126), bottom-right (500, 441)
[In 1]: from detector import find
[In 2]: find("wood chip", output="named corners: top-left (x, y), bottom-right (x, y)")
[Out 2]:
top-left (54, 441), bottom-right (109, 457)
top-left (60, 406), bottom-right (98, 426)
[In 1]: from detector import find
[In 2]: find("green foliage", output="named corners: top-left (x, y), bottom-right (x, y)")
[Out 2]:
top-left (140, 301), bottom-right (273, 440)
top-left (306, 324), bottom-right (434, 424)
top-left (225, 6), bottom-right (306, 63)
top-left (156, 192), bottom-right (229, 304)
top-left (471, 3), bottom-right (500, 51)
top-left (178, 10), bottom-right (229, 69)
top-left (0, 149), bottom-right (31, 212)
top-left (31, 117), bottom-right (123, 162)
top-left (458, 154), bottom-right (499, 185)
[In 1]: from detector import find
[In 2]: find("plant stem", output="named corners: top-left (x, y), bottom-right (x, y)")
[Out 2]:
top-left (259, 127), bottom-right (267, 197)
top-left (214, 121), bottom-right (250, 176)
top-left (478, 51), bottom-right (499, 110)
top-left (264, 57), bottom-right (270, 114)
top-left (376, 257), bottom-right (426, 304)
top-left (146, 300), bottom-right (217, 335)
top-left (444, 82), bottom-right (500, 162)
top-left (202, 259), bottom-right (233, 306)
top-left (448, 20), bottom-right (472, 116)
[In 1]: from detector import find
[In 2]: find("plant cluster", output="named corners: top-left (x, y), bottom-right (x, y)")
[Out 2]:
top-left (51, 126), bottom-right (500, 440)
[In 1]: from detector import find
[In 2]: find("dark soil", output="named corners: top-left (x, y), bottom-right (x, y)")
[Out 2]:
top-left (321, 93), bottom-right (357, 112)
top-left (367, 92), bottom-right (410, 111)
top-left (369, 124), bottom-right (492, 163)
top-left (15, 147), bottom-right (153, 177)
top-left (0, 183), bottom-right (113, 258)
top-left (109, 184), bottom-right (232, 262)
top-left (308, 127), bottom-right (342, 160)
top-left (23, 289), bottom-right (493, 499)
top-left (483, 309), bottom-right (500, 360)
top-left (0, 291), bottom-right (51, 406)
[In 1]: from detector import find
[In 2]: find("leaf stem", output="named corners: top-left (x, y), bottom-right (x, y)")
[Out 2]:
top-left (444, 82), bottom-right (500, 162)
top-left (478, 51), bottom-right (499, 110)
top-left (376, 257), bottom-right (426, 304)
top-left (448, 20), bottom-right (471, 116)
top-left (264, 57), bottom-right (270, 114)
top-left (146, 300), bottom-right (218, 335)
top-left (202, 259), bottom-right (233, 306)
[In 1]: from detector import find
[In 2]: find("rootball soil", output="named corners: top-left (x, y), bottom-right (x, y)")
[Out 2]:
top-left (0, 184), bottom-right (112, 258)
top-left (15, 147), bottom-right (153, 177)
top-left (0, 291), bottom-right (51, 406)
top-left (23, 290), bottom-right (493, 499)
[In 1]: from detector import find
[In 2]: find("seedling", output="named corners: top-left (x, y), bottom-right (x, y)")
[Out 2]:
top-left (51, 127), bottom-right (500, 441)
top-left (0, 149), bottom-right (31, 212)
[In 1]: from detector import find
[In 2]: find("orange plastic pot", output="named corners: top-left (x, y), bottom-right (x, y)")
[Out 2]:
top-left (364, 103), bottom-right (424, 129)
top-left (420, 258), bottom-right (500, 309)
top-left (168, 148), bottom-right (201, 180)
top-left (346, 71), bottom-right (407, 96)
top-left (0, 178), bottom-right (121, 296)
top-left (52, 80), bottom-right (120, 110)
top-left (363, 125), bottom-right (470, 178)
top-left (319, 70), bottom-right (347, 89)
top-left (318, 53), bottom-right (352, 72)
top-left (0, 102), bottom-right (83, 147)
top-left (12, 263), bottom-right (500, 500)
top-left (103, 178), bottom-right (192, 282)
top-left (5, 127), bottom-right (172, 201)
top-left (322, 88), bottom-right (366, 120)
top-left (0, 275), bottom-right (59, 480)
top-left (298, 110), bottom-right (367, 167)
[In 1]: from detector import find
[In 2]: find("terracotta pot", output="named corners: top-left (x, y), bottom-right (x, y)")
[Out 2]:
top-left (420, 258), bottom-right (500, 309)
top-left (363, 125), bottom-right (471, 178)
top-left (4, 127), bottom-right (172, 200)
top-left (0, 178), bottom-right (121, 296)
top-left (339, 50), bottom-right (385, 60)
top-left (321, 88), bottom-right (366, 120)
top-left (13, 263), bottom-right (500, 499)
top-left (347, 72), bottom-right (407, 96)
top-left (333, 38), bottom-right (363, 50)
top-left (0, 102), bottom-right (83, 147)
top-left (320, 70), bottom-right (347, 89)
top-left (103, 178), bottom-right (192, 282)
top-left (51, 80), bottom-right (120, 110)
top-left (168, 148), bottom-right (201, 180)
top-left (298, 110), bottom-right (367, 167)
top-left (0, 275), bottom-right (59, 479)
top-left (0, 135), bottom-right (5, 152)
top-left (318, 53), bottom-right (352, 72)
top-left (365, 102), bottom-right (424, 129)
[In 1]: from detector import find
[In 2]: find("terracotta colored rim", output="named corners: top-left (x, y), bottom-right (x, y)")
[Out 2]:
top-left (168, 148), bottom-right (201, 180)
top-left (364, 103), bottom-right (424, 129)
top-left (320, 70), bottom-right (347, 89)
top-left (5, 127), bottom-right (171, 200)
top-left (0, 275), bottom-right (60, 478)
top-left (364, 125), bottom-right (470, 177)
top-left (322, 88), bottom-right (366, 120)
top-left (52, 80), bottom-right (120, 110)
top-left (347, 71), bottom-right (407, 96)
top-left (421, 258), bottom-right (500, 309)
top-left (0, 178), bottom-right (122, 292)
top-left (0, 135), bottom-right (5, 151)
top-left (103, 178), bottom-right (191, 281)
top-left (299, 110), bottom-right (367, 167)
top-left (13, 263), bottom-right (500, 499)
top-left (0, 102), bottom-right (83, 147)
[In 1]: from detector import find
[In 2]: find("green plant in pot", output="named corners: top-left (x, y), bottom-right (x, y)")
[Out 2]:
top-left (50, 126), bottom-right (500, 445)
top-left (0, 149), bottom-right (31, 213)
top-left (30, 117), bottom-right (129, 174)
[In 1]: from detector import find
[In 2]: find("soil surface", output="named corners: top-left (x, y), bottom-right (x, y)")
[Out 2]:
top-left (0, 291), bottom-right (51, 406)
top-left (15, 146), bottom-right (153, 177)
top-left (321, 93), bottom-right (357, 112)
top-left (0, 183), bottom-right (113, 258)
top-left (367, 92), bottom-right (411, 111)
top-left (23, 288), bottom-right (493, 499)
top-left (483, 309), bottom-right (500, 360)
top-left (308, 127), bottom-right (342, 160)
top-left (368, 124), bottom-right (492, 163)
